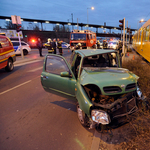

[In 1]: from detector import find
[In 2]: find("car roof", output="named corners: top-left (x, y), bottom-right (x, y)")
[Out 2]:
top-left (75, 49), bottom-right (116, 57)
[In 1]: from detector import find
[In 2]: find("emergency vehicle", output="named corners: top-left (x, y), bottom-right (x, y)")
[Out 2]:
top-left (0, 35), bottom-right (16, 71)
top-left (70, 30), bottom-right (96, 50)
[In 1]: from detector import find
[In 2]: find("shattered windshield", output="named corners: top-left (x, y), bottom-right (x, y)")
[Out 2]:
top-left (82, 52), bottom-right (120, 72)
top-left (71, 33), bottom-right (86, 41)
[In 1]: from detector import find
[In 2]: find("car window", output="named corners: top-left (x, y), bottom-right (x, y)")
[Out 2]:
top-left (46, 55), bottom-right (69, 75)
top-left (0, 38), bottom-right (11, 47)
top-left (83, 52), bottom-right (119, 69)
top-left (21, 42), bottom-right (27, 45)
top-left (12, 42), bottom-right (19, 46)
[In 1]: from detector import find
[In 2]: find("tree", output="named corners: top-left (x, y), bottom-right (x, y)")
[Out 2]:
top-left (5, 21), bottom-right (16, 29)
top-left (4, 21), bottom-right (24, 30)
top-left (27, 23), bottom-right (40, 30)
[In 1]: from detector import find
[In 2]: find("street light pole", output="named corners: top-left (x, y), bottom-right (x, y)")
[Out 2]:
top-left (87, 8), bottom-right (89, 30)
top-left (71, 13), bottom-right (73, 30)
top-left (87, 7), bottom-right (94, 31)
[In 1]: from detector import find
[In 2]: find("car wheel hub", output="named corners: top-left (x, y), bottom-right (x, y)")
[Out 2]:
top-left (77, 105), bottom-right (84, 123)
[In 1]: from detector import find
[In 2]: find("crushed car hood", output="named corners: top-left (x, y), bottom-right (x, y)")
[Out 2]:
top-left (80, 67), bottom-right (138, 95)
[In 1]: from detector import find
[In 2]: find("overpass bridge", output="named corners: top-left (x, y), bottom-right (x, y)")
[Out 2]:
top-left (0, 16), bottom-right (137, 34)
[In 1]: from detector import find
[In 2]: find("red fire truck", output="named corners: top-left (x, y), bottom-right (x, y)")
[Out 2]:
top-left (70, 30), bottom-right (97, 50)
top-left (0, 35), bottom-right (16, 71)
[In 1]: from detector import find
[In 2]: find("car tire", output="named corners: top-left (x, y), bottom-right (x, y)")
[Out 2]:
top-left (5, 59), bottom-right (14, 72)
top-left (76, 102), bottom-right (90, 127)
top-left (23, 49), bottom-right (28, 55)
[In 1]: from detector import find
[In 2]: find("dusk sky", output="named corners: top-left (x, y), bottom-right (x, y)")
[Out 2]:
top-left (0, 0), bottom-right (150, 31)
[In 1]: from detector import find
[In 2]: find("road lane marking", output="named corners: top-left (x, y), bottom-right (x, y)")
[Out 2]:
top-left (0, 80), bottom-right (31, 95)
top-left (28, 66), bottom-right (43, 72)
top-left (14, 60), bottom-right (42, 67)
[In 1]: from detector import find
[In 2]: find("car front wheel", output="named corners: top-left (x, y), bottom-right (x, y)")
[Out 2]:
top-left (76, 102), bottom-right (90, 127)
top-left (23, 49), bottom-right (28, 55)
top-left (5, 59), bottom-right (14, 72)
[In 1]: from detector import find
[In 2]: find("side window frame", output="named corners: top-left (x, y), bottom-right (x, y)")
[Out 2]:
top-left (45, 55), bottom-right (70, 75)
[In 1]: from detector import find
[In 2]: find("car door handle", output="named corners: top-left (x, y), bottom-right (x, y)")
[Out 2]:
top-left (41, 75), bottom-right (48, 79)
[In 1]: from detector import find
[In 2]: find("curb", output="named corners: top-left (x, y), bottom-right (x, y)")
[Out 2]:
top-left (90, 130), bottom-right (100, 150)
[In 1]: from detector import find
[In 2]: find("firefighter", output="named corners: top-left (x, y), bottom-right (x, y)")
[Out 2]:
top-left (74, 43), bottom-right (82, 50)
top-left (57, 38), bottom-right (63, 55)
top-left (103, 40), bottom-right (108, 49)
top-left (96, 40), bottom-right (100, 49)
top-left (45, 38), bottom-right (54, 53)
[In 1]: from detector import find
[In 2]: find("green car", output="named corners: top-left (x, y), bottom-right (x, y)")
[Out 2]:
top-left (41, 49), bottom-right (143, 129)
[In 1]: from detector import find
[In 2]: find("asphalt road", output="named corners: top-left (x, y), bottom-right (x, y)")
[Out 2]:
top-left (0, 49), bottom-right (97, 150)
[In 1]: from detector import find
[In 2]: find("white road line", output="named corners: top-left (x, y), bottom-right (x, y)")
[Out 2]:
top-left (28, 66), bottom-right (43, 72)
top-left (0, 80), bottom-right (31, 95)
top-left (14, 60), bottom-right (42, 67)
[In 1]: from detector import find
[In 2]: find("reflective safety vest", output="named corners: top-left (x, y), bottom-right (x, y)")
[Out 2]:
top-left (57, 41), bottom-right (62, 49)
top-left (45, 42), bottom-right (54, 52)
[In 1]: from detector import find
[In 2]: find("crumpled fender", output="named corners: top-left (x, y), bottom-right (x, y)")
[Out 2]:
top-left (75, 81), bottom-right (92, 115)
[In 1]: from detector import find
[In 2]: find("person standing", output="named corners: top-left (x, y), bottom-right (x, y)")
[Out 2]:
top-left (96, 40), bottom-right (100, 49)
top-left (37, 38), bottom-right (43, 57)
top-left (52, 38), bottom-right (57, 54)
top-left (45, 38), bottom-right (54, 53)
top-left (57, 38), bottom-right (63, 55)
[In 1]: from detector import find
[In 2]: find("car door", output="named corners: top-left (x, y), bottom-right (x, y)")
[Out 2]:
top-left (41, 54), bottom-right (76, 98)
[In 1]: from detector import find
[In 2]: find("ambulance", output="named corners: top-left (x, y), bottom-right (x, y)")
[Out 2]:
top-left (0, 35), bottom-right (16, 71)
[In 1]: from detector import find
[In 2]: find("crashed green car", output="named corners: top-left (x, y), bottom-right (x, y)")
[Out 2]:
top-left (41, 49), bottom-right (143, 129)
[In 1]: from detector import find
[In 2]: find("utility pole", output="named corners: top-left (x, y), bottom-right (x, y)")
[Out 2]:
top-left (126, 21), bottom-right (128, 54)
top-left (11, 15), bottom-right (24, 59)
top-left (121, 29), bottom-right (122, 41)
top-left (77, 18), bottom-right (79, 30)
top-left (126, 21), bottom-right (128, 46)
top-left (119, 18), bottom-right (125, 56)
top-left (71, 13), bottom-right (73, 30)
top-left (122, 18), bottom-right (125, 62)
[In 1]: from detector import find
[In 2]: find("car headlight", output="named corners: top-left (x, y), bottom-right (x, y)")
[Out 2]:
top-left (137, 86), bottom-right (143, 98)
top-left (91, 110), bottom-right (110, 125)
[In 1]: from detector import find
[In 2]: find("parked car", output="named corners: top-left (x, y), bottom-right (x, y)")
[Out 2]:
top-left (0, 35), bottom-right (16, 71)
top-left (61, 42), bottom-right (70, 48)
top-left (108, 41), bottom-right (119, 50)
top-left (11, 41), bottom-right (31, 55)
top-left (41, 49), bottom-right (143, 130)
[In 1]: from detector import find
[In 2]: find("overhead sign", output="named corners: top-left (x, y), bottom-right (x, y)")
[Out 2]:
top-left (11, 15), bottom-right (22, 24)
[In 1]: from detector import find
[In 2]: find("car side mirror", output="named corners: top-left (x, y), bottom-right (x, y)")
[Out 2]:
top-left (60, 71), bottom-right (72, 78)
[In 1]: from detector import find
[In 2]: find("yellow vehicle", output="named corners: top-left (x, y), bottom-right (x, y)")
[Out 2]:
top-left (132, 19), bottom-right (150, 62)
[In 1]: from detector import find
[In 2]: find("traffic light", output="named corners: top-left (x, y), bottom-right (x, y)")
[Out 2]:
top-left (127, 27), bottom-right (132, 34)
top-left (127, 27), bottom-right (130, 33)
top-left (16, 25), bottom-right (21, 32)
top-left (119, 19), bottom-right (124, 28)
